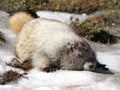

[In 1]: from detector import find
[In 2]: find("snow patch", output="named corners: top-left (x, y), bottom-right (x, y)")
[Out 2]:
top-left (0, 10), bottom-right (120, 90)
top-left (37, 11), bottom-right (87, 25)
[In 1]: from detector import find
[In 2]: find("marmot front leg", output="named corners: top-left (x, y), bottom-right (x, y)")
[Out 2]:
top-left (32, 52), bottom-right (60, 72)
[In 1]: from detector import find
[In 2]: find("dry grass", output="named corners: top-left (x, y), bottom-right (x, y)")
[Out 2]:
top-left (0, 0), bottom-right (120, 14)
top-left (0, 70), bottom-right (26, 85)
top-left (70, 10), bottom-right (120, 44)
top-left (7, 58), bottom-right (33, 71)
top-left (0, 57), bottom-right (32, 85)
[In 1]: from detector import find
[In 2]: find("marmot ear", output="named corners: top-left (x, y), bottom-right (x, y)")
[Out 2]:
top-left (26, 10), bottom-right (38, 18)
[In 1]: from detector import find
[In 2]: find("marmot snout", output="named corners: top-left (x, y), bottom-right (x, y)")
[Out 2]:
top-left (9, 12), bottom-right (101, 72)
top-left (59, 41), bottom-right (97, 71)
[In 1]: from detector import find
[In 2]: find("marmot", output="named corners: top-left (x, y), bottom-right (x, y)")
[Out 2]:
top-left (9, 12), bottom-right (102, 72)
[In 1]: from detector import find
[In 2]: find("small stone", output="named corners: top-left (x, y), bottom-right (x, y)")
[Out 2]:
top-left (0, 31), bottom-right (5, 46)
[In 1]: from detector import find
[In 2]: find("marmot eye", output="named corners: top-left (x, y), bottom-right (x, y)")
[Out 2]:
top-left (83, 46), bottom-right (88, 51)
top-left (70, 47), bottom-right (74, 52)
top-left (78, 53), bottom-right (83, 58)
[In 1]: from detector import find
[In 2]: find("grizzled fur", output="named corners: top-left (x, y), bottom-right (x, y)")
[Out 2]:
top-left (59, 41), bottom-right (97, 71)
top-left (9, 12), bottom-right (106, 72)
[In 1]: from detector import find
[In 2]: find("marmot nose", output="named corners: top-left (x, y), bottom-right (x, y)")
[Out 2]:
top-left (89, 65), bottom-right (94, 69)
top-left (84, 62), bottom-right (96, 71)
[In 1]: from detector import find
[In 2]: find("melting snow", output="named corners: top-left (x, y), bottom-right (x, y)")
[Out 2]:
top-left (0, 10), bottom-right (120, 90)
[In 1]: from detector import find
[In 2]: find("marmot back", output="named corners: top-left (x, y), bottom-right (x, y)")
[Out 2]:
top-left (9, 12), bottom-right (100, 72)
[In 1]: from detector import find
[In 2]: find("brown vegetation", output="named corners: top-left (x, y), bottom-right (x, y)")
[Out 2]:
top-left (0, 0), bottom-right (120, 14)
top-left (71, 10), bottom-right (120, 44)
top-left (0, 31), bottom-right (5, 45)
top-left (0, 70), bottom-right (26, 85)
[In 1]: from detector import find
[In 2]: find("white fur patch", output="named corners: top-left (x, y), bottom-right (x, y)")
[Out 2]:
top-left (84, 62), bottom-right (96, 71)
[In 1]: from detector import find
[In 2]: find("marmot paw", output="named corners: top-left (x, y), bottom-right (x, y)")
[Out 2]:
top-left (43, 66), bottom-right (60, 72)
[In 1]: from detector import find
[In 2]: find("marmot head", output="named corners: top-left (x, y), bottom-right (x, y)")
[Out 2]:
top-left (60, 40), bottom-right (97, 71)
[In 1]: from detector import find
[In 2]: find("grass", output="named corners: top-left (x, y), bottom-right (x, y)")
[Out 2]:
top-left (0, 0), bottom-right (120, 44)
top-left (70, 10), bottom-right (120, 44)
top-left (0, 0), bottom-right (120, 14)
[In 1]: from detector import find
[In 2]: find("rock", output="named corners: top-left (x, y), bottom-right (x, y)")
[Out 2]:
top-left (0, 31), bottom-right (5, 46)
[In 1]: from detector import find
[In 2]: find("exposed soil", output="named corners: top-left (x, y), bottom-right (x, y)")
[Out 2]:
top-left (0, 0), bottom-right (120, 15)
top-left (0, 70), bottom-right (26, 85)
top-left (0, 0), bottom-right (120, 45)
top-left (0, 0), bottom-right (120, 87)
top-left (7, 58), bottom-right (33, 71)
top-left (0, 31), bottom-right (5, 45)
top-left (70, 10), bottom-right (120, 44)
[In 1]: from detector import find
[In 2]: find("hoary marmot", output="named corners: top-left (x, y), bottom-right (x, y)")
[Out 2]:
top-left (9, 12), bottom-right (101, 72)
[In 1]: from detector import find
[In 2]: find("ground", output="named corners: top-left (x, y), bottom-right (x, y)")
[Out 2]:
top-left (0, 10), bottom-right (120, 90)
top-left (0, 0), bottom-right (120, 89)
top-left (0, 0), bottom-right (120, 14)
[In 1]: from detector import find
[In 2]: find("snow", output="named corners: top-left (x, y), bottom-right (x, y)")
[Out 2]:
top-left (97, 52), bottom-right (120, 72)
top-left (36, 11), bottom-right (87, 25)
top-left (0, 10), bottom-right (120, 90)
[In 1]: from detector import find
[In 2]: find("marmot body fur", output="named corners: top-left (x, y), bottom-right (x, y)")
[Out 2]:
top-left (9, 12), bottom-right (99, 72)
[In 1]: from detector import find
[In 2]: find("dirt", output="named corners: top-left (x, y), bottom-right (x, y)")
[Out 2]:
top-left (70, 10), bottom-right (120, 44)
top-left (0, 70), bottom-right (26, 85)
top-left (0, 0), bottom-right (120, 15)
top-left (0, 1), bottom-right (120, 45)
top-left (7, 58), bottom-right (33, 71)
top-left (0, 31), bottom-right (5, 46)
